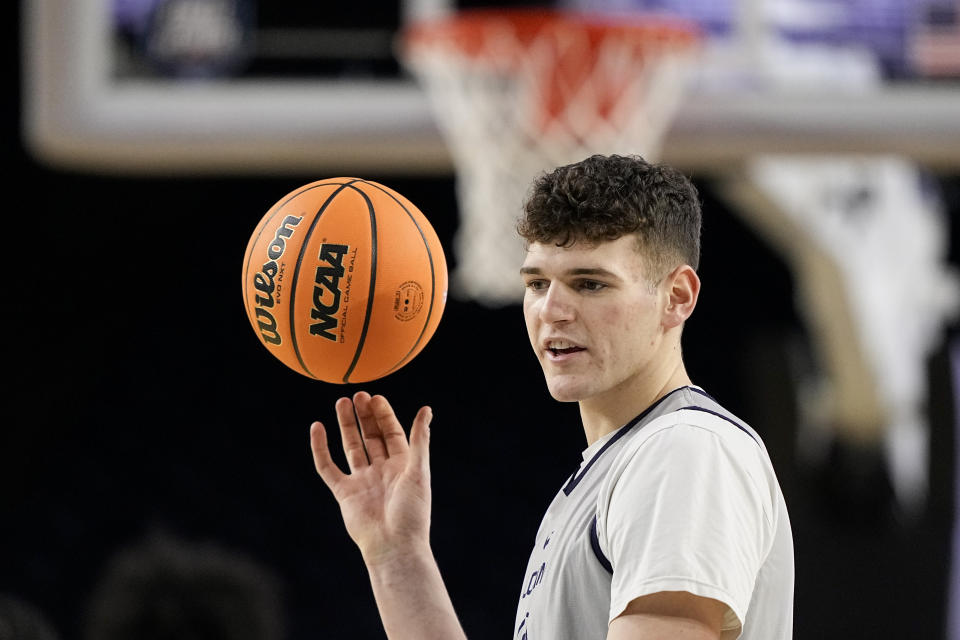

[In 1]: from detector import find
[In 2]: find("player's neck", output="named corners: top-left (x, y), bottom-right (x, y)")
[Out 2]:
top-left (578, 360), bottom-right (692, 446)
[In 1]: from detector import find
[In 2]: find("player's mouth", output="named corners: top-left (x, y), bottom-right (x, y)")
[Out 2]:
top-left (544, 338), bottom-right (587, 360)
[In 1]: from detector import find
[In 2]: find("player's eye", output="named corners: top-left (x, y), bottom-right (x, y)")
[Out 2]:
top-left (525, 279), bottom-right (549, 291)
top-left (577, 279), bottom-right (607, 292)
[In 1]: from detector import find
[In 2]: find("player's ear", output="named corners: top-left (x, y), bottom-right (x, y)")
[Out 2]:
top-left (662, 264), bottom-right (700, 329)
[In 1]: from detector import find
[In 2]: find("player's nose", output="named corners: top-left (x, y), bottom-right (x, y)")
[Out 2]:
top-left (539, 283), bottom-right (575, 324)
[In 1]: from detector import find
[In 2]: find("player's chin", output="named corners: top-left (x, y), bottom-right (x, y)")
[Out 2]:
top-left (544, 376), bottom-right (589, 403)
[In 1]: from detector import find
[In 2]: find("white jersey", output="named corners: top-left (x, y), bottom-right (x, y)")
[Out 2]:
top-left (514, 386), bottom-right (793, 640)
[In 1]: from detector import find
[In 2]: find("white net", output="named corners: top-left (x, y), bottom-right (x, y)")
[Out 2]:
top-left (401, 11), bottom-right (700, 305)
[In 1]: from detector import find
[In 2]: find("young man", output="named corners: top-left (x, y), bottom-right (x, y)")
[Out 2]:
top-left (310, 154), bottom-right (794, 639)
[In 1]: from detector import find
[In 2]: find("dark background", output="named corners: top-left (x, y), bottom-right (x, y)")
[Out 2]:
top-left (5, 2), bottom-right (960, 639)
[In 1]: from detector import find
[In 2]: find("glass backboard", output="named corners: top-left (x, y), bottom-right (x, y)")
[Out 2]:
top-left (21, 0), bottom-right (960, 174)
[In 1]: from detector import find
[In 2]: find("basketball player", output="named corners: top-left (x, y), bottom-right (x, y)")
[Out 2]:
top-left (310, 154), bottom-right (794, 639)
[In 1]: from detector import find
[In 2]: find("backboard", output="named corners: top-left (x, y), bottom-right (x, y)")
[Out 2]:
top-left (22, 0), bottom-right (960, 174)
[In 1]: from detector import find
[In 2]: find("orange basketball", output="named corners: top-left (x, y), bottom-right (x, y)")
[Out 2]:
top-left (241, 178), bottom-right (448, 383)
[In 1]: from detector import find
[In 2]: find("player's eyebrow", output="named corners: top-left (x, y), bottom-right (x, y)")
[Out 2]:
top-left (566, 267), bottom-right (620, 279)
top-left (519, 266), bottom-right (622, 280)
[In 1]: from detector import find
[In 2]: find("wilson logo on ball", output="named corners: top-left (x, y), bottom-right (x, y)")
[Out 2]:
top-left (252, 215), bottom-right (303, 345)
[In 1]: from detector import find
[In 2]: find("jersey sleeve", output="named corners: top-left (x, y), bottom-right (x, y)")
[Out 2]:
top-left (597, 417), bottom-right (776, 633)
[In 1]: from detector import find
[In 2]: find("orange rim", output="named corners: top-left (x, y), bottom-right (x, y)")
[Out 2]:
top-left (402, 8), bottom-right (702, 63)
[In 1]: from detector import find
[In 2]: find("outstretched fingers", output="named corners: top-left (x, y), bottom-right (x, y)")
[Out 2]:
top-left (369, 395), bottom-right (413, 458)
top-left (353, 391), bottom-right (389, 463)
top-left (312, 397), bottom-right (432, 493)
top-left (335, 396), bottom-right (370, 471)
top-left (409, 405), bottom-right (433, 475)
top-left (310, 421), bottom-right (347, 491)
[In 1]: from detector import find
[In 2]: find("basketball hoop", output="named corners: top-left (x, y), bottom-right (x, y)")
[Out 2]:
top-left (400, 9), bottom-right (702, 305)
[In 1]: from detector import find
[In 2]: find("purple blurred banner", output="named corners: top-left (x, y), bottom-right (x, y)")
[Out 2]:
top-left (112, 0), bottom-right (255, 78)
top-left (563, 0), bottom-right (958, 77)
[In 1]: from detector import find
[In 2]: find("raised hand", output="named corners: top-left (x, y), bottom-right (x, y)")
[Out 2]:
top-left (310, 391), bottom-right (433, 564)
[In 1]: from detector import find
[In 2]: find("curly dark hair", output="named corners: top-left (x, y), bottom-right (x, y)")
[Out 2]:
top-left (518, 154), bottom-right (701, 280)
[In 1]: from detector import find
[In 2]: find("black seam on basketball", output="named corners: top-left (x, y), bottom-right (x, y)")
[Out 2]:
top-left (357, 180), bottom-right (437, 375)
top-left (289, 180), bottom-right (363, 379)
top-left (243, 180), bottom-right (359, 313)
top-left (342, 184), bottom-right (378, 383)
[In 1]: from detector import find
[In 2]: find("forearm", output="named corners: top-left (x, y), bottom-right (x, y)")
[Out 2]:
top-left (365, 544), bottom-right (468, 640)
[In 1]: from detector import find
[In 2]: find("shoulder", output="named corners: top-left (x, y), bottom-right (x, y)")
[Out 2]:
top-left (599, 407), bottom-right (780, 524)
top-left (620, 403), bottom-right (765, 466)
